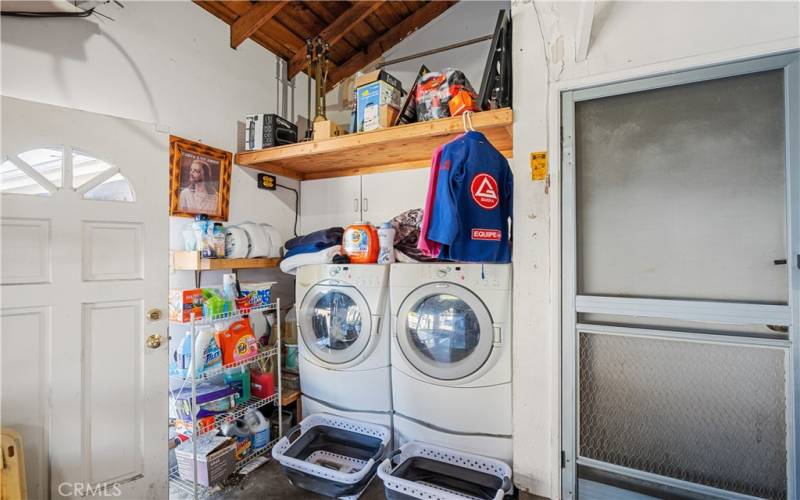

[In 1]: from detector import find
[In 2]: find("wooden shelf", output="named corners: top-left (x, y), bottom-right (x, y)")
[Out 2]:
top-left (281, 389), bottom-right (301, 406)
top-left (235, 108), bottom-right (513, 181)
top-left (173, 251), bottom-right (280, 271)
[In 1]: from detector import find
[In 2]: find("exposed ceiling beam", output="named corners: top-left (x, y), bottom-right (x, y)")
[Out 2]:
top-left (575, 0), bottom-right (595, 62)
top-left (287, 1), bottom-right (383, 79)
top-left (230, 0), bottom-right (289, 50)
top-left (326, 0), bottom-right (457, 91)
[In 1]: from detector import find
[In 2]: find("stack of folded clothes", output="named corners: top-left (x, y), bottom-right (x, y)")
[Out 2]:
top-left (280, 227), bottom-right (344, 275)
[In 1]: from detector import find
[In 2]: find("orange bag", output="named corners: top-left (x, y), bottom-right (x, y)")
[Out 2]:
top-left (215, 319), bottom-right (258, 365)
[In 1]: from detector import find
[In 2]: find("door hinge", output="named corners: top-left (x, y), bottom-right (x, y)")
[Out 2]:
top-left (561, 450), bottom-right (566, 468)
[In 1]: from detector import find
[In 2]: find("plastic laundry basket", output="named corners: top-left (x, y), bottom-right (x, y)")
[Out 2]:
top-left (377, 442), bottom-right (513, 500)
top-left (272, 413), bottom-right (391, 498)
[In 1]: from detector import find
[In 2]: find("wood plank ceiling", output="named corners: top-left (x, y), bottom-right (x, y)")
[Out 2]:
top-left (194, 1), bottom-right (457, 91)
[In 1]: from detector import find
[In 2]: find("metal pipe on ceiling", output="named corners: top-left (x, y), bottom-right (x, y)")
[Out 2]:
top-left (376, 34), bottom-right (494, 69)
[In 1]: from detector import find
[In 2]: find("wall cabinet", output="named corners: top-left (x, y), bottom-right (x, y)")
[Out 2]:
top-left (300, 168), bottom-right (430, 233)
top-left (299, 176), bottom-right (361, 234)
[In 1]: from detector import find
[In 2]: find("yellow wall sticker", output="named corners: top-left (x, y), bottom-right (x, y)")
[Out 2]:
top-left (530, 151), bottom-right (548, 181)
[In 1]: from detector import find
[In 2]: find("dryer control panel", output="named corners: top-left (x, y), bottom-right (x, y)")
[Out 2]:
top-left (426, 264), bottom-right (508, 289)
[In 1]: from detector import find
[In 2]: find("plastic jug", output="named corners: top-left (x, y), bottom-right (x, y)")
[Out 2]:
top-left (224, 366), bottom-right (251, 405)
top-left (215, 319), bottom-right (259, 365)
top-left (174, 331), bottom-right (194, 376)
top-left (195, 325), bottom-right (222, 374)
top-left (343, 222), bottom-right (379, 263)
top-left (377, 222), bottom-right (396, 264)
top-left (283, 307), bottom-right (298, 344)
top-left (244, 409), bottom-right (270, 450)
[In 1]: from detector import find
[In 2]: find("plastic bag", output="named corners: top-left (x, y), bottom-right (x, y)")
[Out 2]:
top-left (415, 68), bottom-right (479, 121)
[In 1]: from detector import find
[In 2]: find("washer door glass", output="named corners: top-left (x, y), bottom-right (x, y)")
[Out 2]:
top-left (299, 285), bottom-right (372, 365)
top-left (397, 283), bottom-right (494, 380)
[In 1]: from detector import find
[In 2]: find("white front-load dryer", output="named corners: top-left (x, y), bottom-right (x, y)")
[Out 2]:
top-left (296, 264), bottom-right (392, 427)
top-left (389, 263), bottom-right (512, 462)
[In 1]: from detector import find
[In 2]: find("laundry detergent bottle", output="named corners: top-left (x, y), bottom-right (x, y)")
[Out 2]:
top-left (343, 222), bottom-right (379, 263)
top-left (244, 409), bottom-right (270, 450)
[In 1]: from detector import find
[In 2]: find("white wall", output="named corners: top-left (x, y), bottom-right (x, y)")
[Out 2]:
top-left (510, 1), bottom-right (800, 497)
top-left (1, 0), bottom-right (306, 306)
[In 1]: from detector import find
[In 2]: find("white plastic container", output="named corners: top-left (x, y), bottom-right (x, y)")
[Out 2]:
top-left (377, 222), bottom-right (396, 264)
top-left (194, 325), bottom-right (222, 374)
top-left (245, 409), bottom-right (271, 450)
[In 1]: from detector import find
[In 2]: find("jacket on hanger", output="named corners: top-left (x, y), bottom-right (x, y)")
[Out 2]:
top-left (427, 131), bottom-right (512, 263)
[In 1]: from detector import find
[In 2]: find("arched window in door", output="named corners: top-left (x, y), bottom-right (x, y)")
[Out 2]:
top-left (1, 146), bottom-right (134, 202)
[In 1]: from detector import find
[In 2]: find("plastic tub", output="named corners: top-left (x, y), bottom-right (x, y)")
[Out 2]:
top-left (272, 413), bottom-right (391, 498)
top-left (284, 344), bottom-right (298, 370)
top-left (377, 442), bottom-right (513, 500)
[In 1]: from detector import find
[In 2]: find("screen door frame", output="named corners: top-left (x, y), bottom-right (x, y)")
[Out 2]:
top-left (561, 52), bottom-right (800, 499)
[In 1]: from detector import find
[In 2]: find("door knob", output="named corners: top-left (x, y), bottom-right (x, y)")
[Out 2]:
top-left (146, 334), bottom-right (163, 349)
top-left (146, 308), bottom-right (163, 321)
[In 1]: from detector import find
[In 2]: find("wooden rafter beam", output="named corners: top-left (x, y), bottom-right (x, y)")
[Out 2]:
top-left (575, 0), bottom-right (595, 62)
top-left (230, 0), bottom-right (289, 49)
top-left (325, 1), bottom-right (457, 91)
top-left (287, 1), bottom-right (383, 78)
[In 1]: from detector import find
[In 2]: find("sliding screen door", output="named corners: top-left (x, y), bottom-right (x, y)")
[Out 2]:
top-left (562, 54), bottom-right (799, 500)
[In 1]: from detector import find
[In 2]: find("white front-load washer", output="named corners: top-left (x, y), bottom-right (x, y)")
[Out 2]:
top-left (389, 263), bottom-right (512, 462)
top-left (296, 264), bottom-right (392, 428)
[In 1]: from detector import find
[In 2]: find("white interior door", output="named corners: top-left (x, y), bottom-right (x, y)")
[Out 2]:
top-left (1, 97), bottom-right (169, 499)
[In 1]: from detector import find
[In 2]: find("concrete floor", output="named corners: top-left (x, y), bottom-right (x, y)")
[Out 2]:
top-left (170, 458), bottom-right (543, 499)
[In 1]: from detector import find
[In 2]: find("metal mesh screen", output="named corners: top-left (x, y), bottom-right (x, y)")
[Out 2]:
top-left (578, 332), bottom-right (787, 499)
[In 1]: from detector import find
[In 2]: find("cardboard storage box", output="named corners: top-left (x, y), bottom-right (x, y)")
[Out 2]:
top-left (169, 288), bottom-right (204, 323)
top-left (313, 119), bottom-right (345, 141)
top-left (355, 69), bottom-right (403, 93)
top-left (175, 435), bottom-right (236, 487)
top-left (356, 79), bottom-right (401, 132)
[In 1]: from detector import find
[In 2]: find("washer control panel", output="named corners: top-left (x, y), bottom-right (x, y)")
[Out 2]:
top-left (427, 265), bottom-right (504, 288)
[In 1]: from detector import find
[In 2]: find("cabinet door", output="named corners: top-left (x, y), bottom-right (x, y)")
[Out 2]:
top-left (300, 176), bottom-right (362, 233)
top-left (361, 168), bottom-right (430, 225)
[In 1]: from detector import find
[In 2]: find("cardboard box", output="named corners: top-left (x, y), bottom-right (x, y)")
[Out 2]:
top-left (355, 69), bottom-right (403, 94)
top-left (357, 81), bottom-right (400, 132)
top-left (175, 435), bottom-right (236, 487)
top-left (169, 288), bottom-right (204, 323)
top-left (313, 119), bottom-right (345, 141)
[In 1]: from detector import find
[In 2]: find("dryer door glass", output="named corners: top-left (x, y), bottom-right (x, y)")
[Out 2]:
top-left (408, 294), bottom-right (480, 363)
top-left (312, 291), bottom-right (361, 350)
top-left (299, 285), bottom-right (373, 365)
top-left (397, 283), bottom-right (494, 381)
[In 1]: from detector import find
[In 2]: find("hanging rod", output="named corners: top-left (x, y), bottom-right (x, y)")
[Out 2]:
top-left (376, 34), bottom-right (494, 69)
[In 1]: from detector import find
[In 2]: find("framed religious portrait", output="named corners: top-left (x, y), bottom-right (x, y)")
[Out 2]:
top-left (169, 136), bottom-right (231, 221)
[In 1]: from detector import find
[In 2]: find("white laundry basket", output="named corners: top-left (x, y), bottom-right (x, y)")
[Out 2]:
top-left (272, 413), bottom-right (391, 498)
top-left (377, 441), bottom-right (513, 500)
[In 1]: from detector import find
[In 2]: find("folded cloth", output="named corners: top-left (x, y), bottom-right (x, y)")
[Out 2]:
top-left (284, 227), bottom-right (344, 251)
top-left (332, 254), bottom-right (351, 264)
top-left (390, 209), bottom-right (439, 262)
top-left (280, 245), bottom-right (341, 275)
top-left (395, 249), bottom-right (418, 263)
top-left (283, 241), bottom-right (337, 259)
